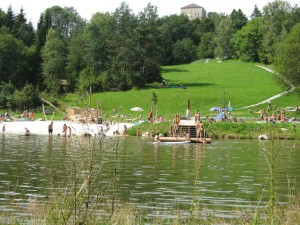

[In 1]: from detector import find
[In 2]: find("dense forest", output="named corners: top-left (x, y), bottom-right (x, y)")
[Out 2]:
top-left (0, 0), bottom-right (300, 110)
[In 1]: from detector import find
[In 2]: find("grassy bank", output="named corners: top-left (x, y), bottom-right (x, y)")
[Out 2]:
top-left (1, 60), bottom-right (300, 139)
top-left (129, 120), bottom-right (300, 140)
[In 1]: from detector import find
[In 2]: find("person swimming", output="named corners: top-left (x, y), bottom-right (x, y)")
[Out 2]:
top-left (25, 127), bottom-right (30, 136)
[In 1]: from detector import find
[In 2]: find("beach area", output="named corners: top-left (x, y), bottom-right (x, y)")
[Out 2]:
top-left (0, 120), bottom-right (134, 137)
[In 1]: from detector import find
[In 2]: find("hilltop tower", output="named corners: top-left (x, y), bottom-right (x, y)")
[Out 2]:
top-left (181, 3), bottom-right (206, 20)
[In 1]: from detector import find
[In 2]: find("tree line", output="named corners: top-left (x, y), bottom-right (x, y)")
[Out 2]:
top-left (0, 0), bottom-right (299, 110)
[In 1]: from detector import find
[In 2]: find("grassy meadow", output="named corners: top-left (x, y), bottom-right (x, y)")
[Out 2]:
top-left (2, 60), bottom-right (300, 224)
top-left (60, 59), bottom-right (299, 120)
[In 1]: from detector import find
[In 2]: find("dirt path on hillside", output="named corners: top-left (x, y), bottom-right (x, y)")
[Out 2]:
top-left (236, 65), bottom-right (295, 110)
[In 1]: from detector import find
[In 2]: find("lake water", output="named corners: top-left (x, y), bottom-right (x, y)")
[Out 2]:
top-left (1, 134), bottom-right (300, 220)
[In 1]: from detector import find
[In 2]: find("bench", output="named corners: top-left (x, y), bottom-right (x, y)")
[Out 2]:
top-left (110, 88), bottom-right (118, 92)
top-left (44, 110), bottom-right (54, 115)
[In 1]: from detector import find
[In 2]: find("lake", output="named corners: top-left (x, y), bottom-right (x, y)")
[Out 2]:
top-left (0, 134), bottom-right (300, 221)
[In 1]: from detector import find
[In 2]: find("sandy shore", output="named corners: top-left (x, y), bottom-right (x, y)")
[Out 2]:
top-left (0, 120), bottom-right (134, 137)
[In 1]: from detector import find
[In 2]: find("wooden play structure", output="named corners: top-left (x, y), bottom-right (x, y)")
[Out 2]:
top-left (66, 106), bottom-right (102, 123)
top-left (66, 88), bottom-right (103, 123)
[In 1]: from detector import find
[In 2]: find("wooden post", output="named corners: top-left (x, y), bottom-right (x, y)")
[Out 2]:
top-left (88, 86), bottom-right (92, 108)
top-left (88, 86), bottom-right (92, 119)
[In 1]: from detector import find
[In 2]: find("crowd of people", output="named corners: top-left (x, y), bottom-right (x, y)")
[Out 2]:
top-left (248, 101), bottom-right (299, 123)
top-left (1, 110), bottom-right (36, 122)
top-left (21, 110), bottom-right (35, 121)
top-left (170, 110), bottom-right (206, 141)
top-left (0, 112), bottom-right (12, 121)
top-left (2, 99), bottom-right (300, 140)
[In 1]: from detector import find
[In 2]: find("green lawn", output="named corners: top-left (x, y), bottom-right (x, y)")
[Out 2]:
top-left (61, 59), bottom-right (299, 120)
top-left (3, 60), bottom-right (295, 121)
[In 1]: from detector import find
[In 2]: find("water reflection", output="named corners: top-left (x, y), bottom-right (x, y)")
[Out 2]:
top-left (0, 135), bottom-right (299, 219)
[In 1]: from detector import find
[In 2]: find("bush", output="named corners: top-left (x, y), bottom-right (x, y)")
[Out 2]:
top-left (13, 83), bottom-right (40, 111)
top-left (0, 81), bottom-right (16, 109)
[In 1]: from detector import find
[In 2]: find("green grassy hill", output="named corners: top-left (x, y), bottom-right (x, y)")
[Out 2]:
top-left (62, 59), bottom-right (299, 120)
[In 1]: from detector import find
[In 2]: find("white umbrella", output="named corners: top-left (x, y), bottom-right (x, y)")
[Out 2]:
top-left (131, 107), bottom-right (144, 120)
top-left (130, 107), bottom-right (144, 112)
top-left (210, 107), bottom-right (221, 112)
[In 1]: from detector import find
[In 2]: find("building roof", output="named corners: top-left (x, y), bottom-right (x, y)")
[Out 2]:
top-left (181, 3), bottom-right (203, 9)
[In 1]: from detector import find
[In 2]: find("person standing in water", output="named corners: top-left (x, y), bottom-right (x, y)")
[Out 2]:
top-left (122, 125), bottom-right (128, 137)
top-left (48, 122), bottom-right (53, 136)
top-left (68, 126), bottom-right (72, 137)
top-left (62, 124), bottom-right (67, 137)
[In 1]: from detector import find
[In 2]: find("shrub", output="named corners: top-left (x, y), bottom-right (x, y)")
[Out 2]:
top-left (12, 83), bottom-right (40, 111)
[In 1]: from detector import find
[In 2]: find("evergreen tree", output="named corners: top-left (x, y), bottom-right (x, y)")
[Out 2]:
top-left (230, 9), bottom-right (248, 32)
top-left (251, 5), bottom-right (262, 18)
top-left (109, 2), bottom-right (141, 90)
top-left (137, 3), bottom-right (162, 84)
top-left (5, 5), bottom-right (14, 32)
top-left (13, 8), bottom-right (35, 46)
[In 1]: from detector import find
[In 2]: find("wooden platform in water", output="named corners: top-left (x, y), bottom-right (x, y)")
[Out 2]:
top-left (158, 137), bottom-right (211, 144)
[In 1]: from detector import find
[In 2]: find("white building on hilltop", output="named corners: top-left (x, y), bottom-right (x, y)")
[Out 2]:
top-left (181, 3), bottom-right (206, 20)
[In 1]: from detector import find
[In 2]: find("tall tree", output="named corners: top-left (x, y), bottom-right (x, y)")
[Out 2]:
top-left (5, 5), bottom-right (14, 32)
top-left (233, 18), bottom-right (264, 62)
top-left (109, 2), bottom-right (141, 90)
top-left (41, 28), bottom-right (67, 93)
top-left (48, 6), bottom-right (85, 41)
top-left (198, 32), bottom-right (215, 59)
top-left (251, 5), bottom-right (262, 18)
top-left (261, 0), bottom-right (292, 63)
top-left (0, 33), bottom-right (29, 88)
top-left (192, 18), bottom-right (215, 44)
top-left (230, 9), bottom-right (248, 32)
top-left (34, 10), bottom-right (53, 88)
top-left (158, 14), bottom-right (195, 65)
top-left (84, 12), bottom-right (112, 75)
top-left (35, 10), bottom-right (52, 51)
top-left (66, 28), bottom-right (88, 91)
top-left (207, 12), bottom-right (226, 28)
top-left (136, 3), bottom-right (162, 84)
top-left (0, 9), bottom-right (6, 27)
top-left (275, 23), bottom-right (300, 88)
top-left (36, 6), bottom-right (85, 49)
top-left (214, 17), bottom-right (234, 60)
top-left (172, 38), bottom-right (197, 64)
top-left (13, 8), bottom-right (35, 46)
